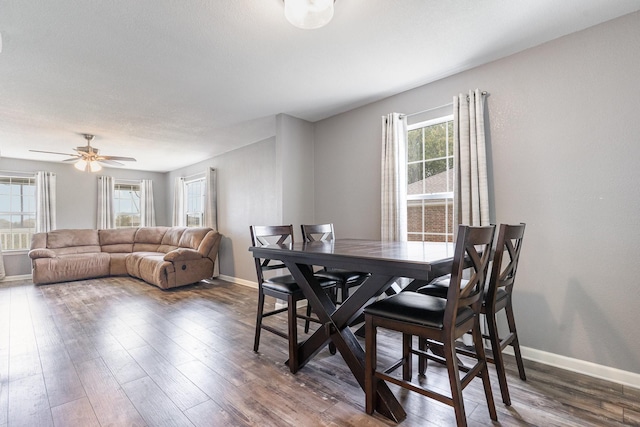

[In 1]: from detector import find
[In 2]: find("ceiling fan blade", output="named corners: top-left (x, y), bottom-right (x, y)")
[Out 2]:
top-left (99, 155), bottom-right (136, 162)
top-left (29, 149), bottom-right (77, 156)
top-left (62, 157), bottom-right (81, 162)
top-left (98, 159), bottom-right (124, 166)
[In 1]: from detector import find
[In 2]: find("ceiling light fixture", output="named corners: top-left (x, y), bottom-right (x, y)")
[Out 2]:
top-left (284, 0), bottom-right (334, 30)
top-left (73, 158), bottom-right (102, 172)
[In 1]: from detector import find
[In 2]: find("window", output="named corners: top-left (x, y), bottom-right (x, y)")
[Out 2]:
top-left (0, 175), bottom-right (36, 250)
top-left (185, 177), bottom-right (205, 227)
top-left (407, 115), bottom-right (454, 242)
top-left (114, 182), bottom-right (141, 228)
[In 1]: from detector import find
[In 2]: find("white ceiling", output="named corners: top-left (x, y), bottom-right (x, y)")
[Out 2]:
top-left (1, 0), bottom-right (639, 172)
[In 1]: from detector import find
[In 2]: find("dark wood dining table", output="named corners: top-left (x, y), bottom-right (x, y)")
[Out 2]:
top-left (249, 238), bottom-right (456, 423)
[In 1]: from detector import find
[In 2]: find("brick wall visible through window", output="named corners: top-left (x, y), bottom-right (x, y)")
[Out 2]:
top-left (407, 115), bottom-right (454, 242)
top-left (407, 200), bottom-right (454, 242)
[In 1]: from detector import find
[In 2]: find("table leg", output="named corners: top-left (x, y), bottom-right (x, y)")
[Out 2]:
top-left (285, 262), bottom-right (407, 422)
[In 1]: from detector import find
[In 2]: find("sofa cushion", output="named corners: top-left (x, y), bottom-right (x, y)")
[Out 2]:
top-left (100, 228), bottom-right (136, 253)
top-left (108, 253), bottom-right (129, 276)
top-left (178, 228), bottom-right (210, 250)
top-left (126, 252), bottom-right (175, 289)
top-left (45, 229), bottom-right (101, 255)
top-left (47, 229), bottom-right (100, 248)
top-left (133, 227), bottom-right (168, 252)
top-left (158, 227), bottom-right (186, 253)
top-left (196, 230), bottom-right (222, 259)
top-left (32, 253), bottom-right (110, 284)
top-left (125, 251), bottom-right (165, 278)
top-left (31, 232), bottom-right (47, 250)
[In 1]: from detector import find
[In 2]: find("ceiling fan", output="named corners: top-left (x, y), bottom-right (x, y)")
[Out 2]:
top-left (29, 134), bottom-right (137, 172)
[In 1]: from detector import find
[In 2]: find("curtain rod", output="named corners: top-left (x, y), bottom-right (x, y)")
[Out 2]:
top-left (402, 91), bottom-right (488, 118)
top-left (113, 178), bottom-right (142, 184)
top-left (183, 171), bottom-right (206, 181)
top-left (403, 102), bottom-right (453, 118)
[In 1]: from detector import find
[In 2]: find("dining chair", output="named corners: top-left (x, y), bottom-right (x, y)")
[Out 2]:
top-left (364, 225), bottom-right (497, 427)
top-left (300, 223), bottom-right (370, 305)
top-left (250, 225), bottom-right (338, 373)
top-left (417, 223), bottom-right (526, 405)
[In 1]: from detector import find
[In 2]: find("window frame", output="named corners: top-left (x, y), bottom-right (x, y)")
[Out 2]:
top-left (0, 174), bottom-right (37, 251)
top-left (406, 114), bottom-right (455, 242)
top-left (113, 181), bottom-right (142, 229)
top-left (184, 176), bottom-right (206, 228)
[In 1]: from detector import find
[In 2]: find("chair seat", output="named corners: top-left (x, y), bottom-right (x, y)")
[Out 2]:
top-left (264, 274), bottom-right (336, 294)
top-left (417, 277), bottom-right (507, 303)
top-left (314, 268), bottom-right (368, 285)
top-left (364, 292), bottom-right (474, 329)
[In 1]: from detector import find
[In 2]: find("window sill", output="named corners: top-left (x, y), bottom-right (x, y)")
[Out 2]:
top-left (2, 249), bottom-right (29, 255)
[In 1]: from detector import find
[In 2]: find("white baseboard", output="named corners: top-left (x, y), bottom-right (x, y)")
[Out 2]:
top-left (505, 345), bottom-right (640, 389)
top-left (218, 274), bottom-right (257, 289)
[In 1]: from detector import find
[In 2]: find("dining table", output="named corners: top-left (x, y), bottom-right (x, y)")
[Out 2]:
top-left (249, 238), bottom-right (456, 423)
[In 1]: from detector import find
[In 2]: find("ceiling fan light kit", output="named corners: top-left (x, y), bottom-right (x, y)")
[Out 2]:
top-left (73, 157), bottom-right (102, 172)
top-left (29, 133), bottom-right (136, 172)
top-left (284, 0), bottom-right (334, 29)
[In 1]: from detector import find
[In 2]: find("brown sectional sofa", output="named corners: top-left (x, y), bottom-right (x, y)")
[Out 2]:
top-left (28, 226), bottom-right (222, 289)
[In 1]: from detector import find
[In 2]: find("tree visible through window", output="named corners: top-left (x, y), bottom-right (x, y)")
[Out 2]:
top-left (114, 182), bottom-right (141, 228)
top-left (0, 175), bottom-right (36, 250)
top-left (407, 115), bottom-right (454, 242)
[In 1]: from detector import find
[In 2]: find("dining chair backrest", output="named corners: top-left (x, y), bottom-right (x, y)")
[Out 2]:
top-left (486, 223), bottom-right (526, 304)
top-left (249, 225), bottom-right (294, 283)
top-left (301, 223), bottom-right (335, 242)
top-left (445, 224), bottom-right (496, 325)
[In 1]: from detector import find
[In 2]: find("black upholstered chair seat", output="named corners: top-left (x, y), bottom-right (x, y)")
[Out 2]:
top-left (417, 277), bottom-right (507, 303)
top-left (264, 274), bottom-right (337, 294)
top-left (364, 292), bottom-right (474, 329)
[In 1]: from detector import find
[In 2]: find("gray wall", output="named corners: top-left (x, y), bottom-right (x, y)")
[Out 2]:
top-left (276, 114), bottom-right (316, 242)
top-left (0, 157), bottom-right (167, 275)
top-left (166, 137), bottom-right (279, 283)
top-left (165, 114), bottom-right (315, 284)
top-left (313, 12), bottom-right (640, 373)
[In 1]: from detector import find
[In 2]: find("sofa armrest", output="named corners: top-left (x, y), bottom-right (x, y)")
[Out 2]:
top-left (163, 248), bottom-right (203, 262)
top-left (28, 248), bottom-right (57, 259)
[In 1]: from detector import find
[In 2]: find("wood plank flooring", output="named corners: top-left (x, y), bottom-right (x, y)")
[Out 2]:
top-left (0, 276), bottom-right (638, 426)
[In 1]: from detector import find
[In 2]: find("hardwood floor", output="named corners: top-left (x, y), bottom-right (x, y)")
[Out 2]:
top-left (0, 276), bottom-right (638, 426)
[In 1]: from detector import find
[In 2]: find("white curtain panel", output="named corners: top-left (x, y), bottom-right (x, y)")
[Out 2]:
top-left (172, 177), bottom-right (185, 227)
top-left (204, 168), bottom-right (219, 278)
top-left (381, 113), bottom-right (408, 241)
top-left (204, 168), bottom-right (217, 231)
top-left (97, 176), bottom-right (115, 229)
top-left (0, 240), bottom-right (5, 280)
top-left (140, 179), bottom-right (156, 227)
top-left (454, 89), bottom-right (489, 226)
top-left (36, 171), bottom-right (56, 232)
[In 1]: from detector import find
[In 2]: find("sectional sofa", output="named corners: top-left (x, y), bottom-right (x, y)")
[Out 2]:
top-left (28, 226), bottom-right (221, 289)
